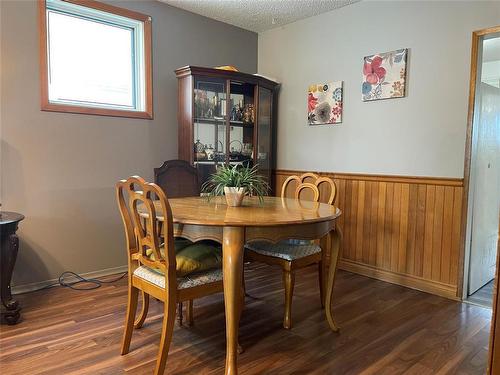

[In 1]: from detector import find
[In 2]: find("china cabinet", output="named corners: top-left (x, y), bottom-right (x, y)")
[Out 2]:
top-left (175, 66), bottom-right (280, 188)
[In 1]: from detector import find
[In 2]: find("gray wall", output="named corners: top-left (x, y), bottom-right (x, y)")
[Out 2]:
top-left (0, 0), bottom-right (257, 287)
top-left (258, 1), bottom-right (500, 178)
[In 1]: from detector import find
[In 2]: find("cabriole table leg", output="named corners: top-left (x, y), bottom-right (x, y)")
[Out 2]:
top-left (222, 226), bottom-right (245, 375)
top-left (325, 227), bottom-right (342, 332)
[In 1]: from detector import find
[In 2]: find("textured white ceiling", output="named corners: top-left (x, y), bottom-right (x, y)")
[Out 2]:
top-left (160, 0), bottom-right (361, 33)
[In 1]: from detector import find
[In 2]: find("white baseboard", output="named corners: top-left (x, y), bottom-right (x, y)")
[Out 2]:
top-left (12, 265), bottom-right (128, 295)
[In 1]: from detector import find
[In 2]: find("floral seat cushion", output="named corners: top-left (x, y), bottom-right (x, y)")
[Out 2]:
top-left (246, 240), bottom-right (321, 261)
top-left (133, 266), bottom-right (223, 290)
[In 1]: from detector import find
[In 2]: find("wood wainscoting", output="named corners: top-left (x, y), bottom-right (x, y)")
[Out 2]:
top-left (274, 169), bottom-right (464, 299)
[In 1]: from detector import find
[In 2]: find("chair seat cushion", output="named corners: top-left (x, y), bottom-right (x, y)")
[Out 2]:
top-left (146, 239), bottom-right (222, 277)
top-left (246, 240), bottom-right (321, 261)
top-left (133, 266), bottom-right (223, 290)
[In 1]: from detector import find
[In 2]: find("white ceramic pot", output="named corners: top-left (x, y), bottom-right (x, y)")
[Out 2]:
top-left (224, 187), bottom-right (246, 207)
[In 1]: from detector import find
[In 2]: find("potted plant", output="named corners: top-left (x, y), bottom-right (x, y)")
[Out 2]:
top-left (202, 164), bottom-right (270, 207)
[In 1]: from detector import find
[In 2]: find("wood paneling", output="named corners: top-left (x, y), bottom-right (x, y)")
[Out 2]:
top-left (274, 169), bottom-right (464, 299)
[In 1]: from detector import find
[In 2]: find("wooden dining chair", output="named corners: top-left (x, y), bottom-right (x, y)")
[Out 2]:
top-left (154, 159), bottom-right (201, 326)
top-left (245, 173), bottom-right (337, 329)
top-left (117, 176), bottom-right (224, 375)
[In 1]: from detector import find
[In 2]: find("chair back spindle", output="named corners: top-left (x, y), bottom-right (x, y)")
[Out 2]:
top-left (116, 179), bottom-right (137, 257)
top-left (116, 176), bottom-right (176, 278)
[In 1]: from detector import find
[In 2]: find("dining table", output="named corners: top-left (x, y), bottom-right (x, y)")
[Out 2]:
top-left (156, 195), bottom-right (342, 375)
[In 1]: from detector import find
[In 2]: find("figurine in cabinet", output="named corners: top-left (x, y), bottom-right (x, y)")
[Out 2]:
top-left (242, 104), bottom-right (254, 124)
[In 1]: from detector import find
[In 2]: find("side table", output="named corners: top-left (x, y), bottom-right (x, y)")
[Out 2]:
top-left (1, 211), bottom-right (25, 325)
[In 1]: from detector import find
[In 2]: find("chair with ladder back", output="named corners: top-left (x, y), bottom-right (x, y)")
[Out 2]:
top-left (117, 176), bottom-right (223, 374)
top-left (245, 173), bottom-right (337, 329)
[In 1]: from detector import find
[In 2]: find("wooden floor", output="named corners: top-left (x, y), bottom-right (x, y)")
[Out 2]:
top-left (0, 263), bottom-right (493, 374)
top-left (467, 280), bottom-right (494, 308)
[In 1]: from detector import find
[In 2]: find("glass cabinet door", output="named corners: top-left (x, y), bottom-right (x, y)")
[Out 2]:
top-left (193, 76), bottom-right (227, 182)
top-left (256, 87), bottom-right (273, 183)
top-left (192, 76), bottom-right (271, 186)
top-left (228, 81), bottom-right (256, 167)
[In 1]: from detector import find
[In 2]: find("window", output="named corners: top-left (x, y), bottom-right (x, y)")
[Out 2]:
top-left (39, 0), bottom-right (153, 118)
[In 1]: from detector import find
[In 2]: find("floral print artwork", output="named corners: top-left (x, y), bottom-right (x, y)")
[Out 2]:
top-left (362, 48), bottom-right (408, 101)
top-left (307, 82), bottom-right (343, 125)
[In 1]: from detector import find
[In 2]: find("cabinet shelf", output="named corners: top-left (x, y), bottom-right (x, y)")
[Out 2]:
top-left (194, 160), bottom-right (249, 165)
top-left (194, 117), bottom-right (254, 128)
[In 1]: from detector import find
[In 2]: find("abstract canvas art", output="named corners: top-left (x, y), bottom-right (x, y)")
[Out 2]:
top-left (307, 82), bottom-right (343, 125)
top-left (362, 48), bottom-right (408, 101)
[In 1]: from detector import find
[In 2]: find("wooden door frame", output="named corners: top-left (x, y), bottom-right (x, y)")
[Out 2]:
top-left (459, 25), bottom-right (500, 299)
top-left (490, 216), bottom-right (500, 374)
top-left (459, 25), bottom-right (500, 375)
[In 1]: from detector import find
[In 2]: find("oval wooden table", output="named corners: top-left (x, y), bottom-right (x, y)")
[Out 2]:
top-left (153, 196), bottom-right (341, 375)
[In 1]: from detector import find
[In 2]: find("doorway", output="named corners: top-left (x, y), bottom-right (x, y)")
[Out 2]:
top-left (464, 31), bottom-right (500, 308)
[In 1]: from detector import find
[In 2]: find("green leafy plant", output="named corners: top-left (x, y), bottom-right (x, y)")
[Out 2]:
top-left (202, 164), bottom-right (270, 202)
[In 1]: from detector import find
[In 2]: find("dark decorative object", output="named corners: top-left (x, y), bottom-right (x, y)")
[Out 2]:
top-left (194, 139), bottom-right (207, 160)
top-left (230, 101), bottom-right (244, 121)
top-left (236, 103), bottom-right (243, 121)
top-left (1, 211), bottom-right (24, 325)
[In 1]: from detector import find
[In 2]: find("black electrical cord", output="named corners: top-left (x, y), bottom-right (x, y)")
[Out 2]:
top-left (17, 271), bottom-right (128, 294)
top-left (58, 271), bottom-right (128, 290)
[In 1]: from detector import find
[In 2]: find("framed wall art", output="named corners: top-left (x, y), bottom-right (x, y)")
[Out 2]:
top-left (362, 48), bottom-right (408, 101)
top-left (308, 81), bottom-right (343, 125)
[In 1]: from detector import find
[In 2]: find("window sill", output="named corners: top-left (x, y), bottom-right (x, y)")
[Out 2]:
top-left (41, 102), bottom-right (153, 119)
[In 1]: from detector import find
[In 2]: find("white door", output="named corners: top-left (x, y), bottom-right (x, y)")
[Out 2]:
top-left (468, 74), bottom-right (500, 294)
